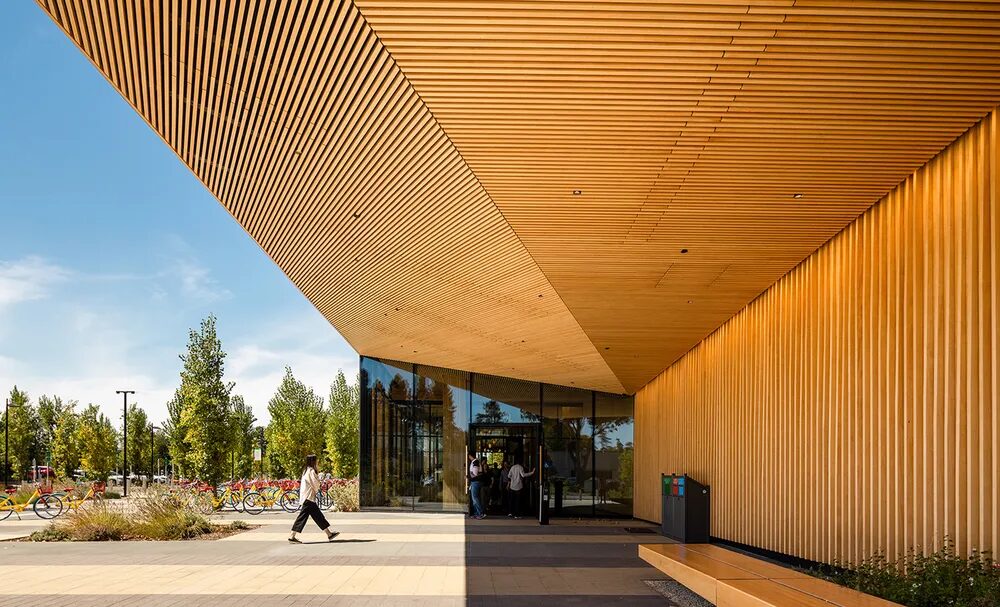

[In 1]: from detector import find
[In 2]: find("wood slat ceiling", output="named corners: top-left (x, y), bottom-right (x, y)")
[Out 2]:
top-left (38, 1), bottom-right (1000, 393)
top-left (35, 0), bottom-right (624, 393)
top-left (355, 0), bottom-right (1000, 390)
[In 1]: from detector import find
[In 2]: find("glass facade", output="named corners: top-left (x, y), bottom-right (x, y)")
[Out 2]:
top-left (361, 356), bottom-right (635, 517)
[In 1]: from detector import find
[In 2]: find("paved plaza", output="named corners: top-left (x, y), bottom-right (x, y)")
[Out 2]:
top-left (0, 510), bottom-right (673, 606)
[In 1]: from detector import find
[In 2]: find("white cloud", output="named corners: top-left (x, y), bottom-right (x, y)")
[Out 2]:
top-left (155, 234), bottom-right (231, 303)
top-left (169, 258), bottom-right (231, 303)
top-left (0, 255), bottom-right (68, 307)
top-left (225, 316), bottom-right (358, 424)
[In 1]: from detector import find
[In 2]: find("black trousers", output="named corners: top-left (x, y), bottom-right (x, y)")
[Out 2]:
top-left (291, 499), bottom-right (329, 533)
top-left (509, 488), bottom-right (527, 517)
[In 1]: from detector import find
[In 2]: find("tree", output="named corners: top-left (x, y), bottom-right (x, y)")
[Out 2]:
top-left (325, 370), bottom-right (360, 478)
top-left (166, 315), bottom-right (234, 483)
top-left (229, 395), bottom-right (256, 479)
top-left (266, 367), bottom-right (325, 477)
top-left (51, 404), bottom-right (81, 478)
top-left (123, 403), bottom-right (150, 478)
top-left (474, 400), bottom-right (508, 424)
top-left (77, 405), bottom-right (117, 481)
top-left (37, 395), bottom-right (69, 453)
top-left (3, 387), bottom-right (38, 481)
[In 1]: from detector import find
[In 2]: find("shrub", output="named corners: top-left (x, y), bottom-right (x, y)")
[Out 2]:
top-left (55, 501), bottom-right (133, 541)
top-left (102, 490), bottom-right (121, 499)
top-left (132, 498), bottom-right (211, 540)
top-left (818, 540), bottom-right (1000, 607)
top-left (29, 526), bottom-right (70, 542)
top-left (43, 494), bottom-right (212, 541)
top-left (228, 519), bottom-right (251, 531)
top-left (329, 478), bottom-right (359, 512)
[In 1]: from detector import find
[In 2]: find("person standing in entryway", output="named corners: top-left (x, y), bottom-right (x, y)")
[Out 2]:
top-left (506, 457), bottom-right (535, 519)
top-left (289, 454), bottom-right (340, 543)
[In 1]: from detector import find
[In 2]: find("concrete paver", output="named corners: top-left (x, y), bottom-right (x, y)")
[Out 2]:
top-left (0, 510), bottom-right (672, 605)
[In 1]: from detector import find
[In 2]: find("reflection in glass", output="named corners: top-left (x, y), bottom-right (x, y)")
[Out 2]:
top-left (543, 385), bottom-right (593, 517)
top-left (361, 355), bottom-right (633, 517)
top-left (415, 365), bottom-right (469, 510)
top-left (361, 357), bottom-right (415, 509)
top-left (594, 393), bottom-right (634, 517)
top-left (471, 373), bottom-right (540, 424)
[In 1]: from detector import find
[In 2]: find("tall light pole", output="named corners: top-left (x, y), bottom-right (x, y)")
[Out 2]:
top-left (116, 390), bottom-right (135, 497)
top-left (150, 425), bottom-right (158, 483)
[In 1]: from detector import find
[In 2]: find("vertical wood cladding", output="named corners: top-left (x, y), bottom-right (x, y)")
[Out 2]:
top-left (636, 109), bottom-right (999, 565)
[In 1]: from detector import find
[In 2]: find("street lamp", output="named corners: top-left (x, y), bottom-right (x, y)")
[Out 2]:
top-left (150, 425), bottom-right (159, 483)
top-left (115, 390), bottom-right (135, 497)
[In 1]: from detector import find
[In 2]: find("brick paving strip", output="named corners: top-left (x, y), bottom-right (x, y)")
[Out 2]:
top-left (0, 512), bottom-right (672, 606)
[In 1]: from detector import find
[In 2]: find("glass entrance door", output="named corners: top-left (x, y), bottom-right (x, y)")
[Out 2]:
top-left (470, 424), bottom-right (540, 517)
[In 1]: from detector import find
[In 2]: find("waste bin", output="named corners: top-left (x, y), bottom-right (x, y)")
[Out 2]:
top-left (661, 473), bottom-right (710, 543)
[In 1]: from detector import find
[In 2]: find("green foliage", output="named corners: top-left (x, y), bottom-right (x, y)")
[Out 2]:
top-left (51, 404), bottom-right (81, 478)
top-left (325, 371), bottom-right (360, 478)
top-left (124, 403), bottom-right (151, 477)
top-left (228, 519), bottom-right (251, 530)
top-left (819, 540), bottom-right (1000, 607)
top-left (614, 442), bottom-right (634, 499)
top-left (102, 490), bottom-right (121, 499)
top-left (229, 395), bottom-right (256, 479)
top-left (166, 315), bottom-right (234, 483)
top-left (44, 496), bottom-right (213, 541)
top-left (36, 395), bottom-right (68, 450)
top-left (76, 405), bottom-right (118, 481)
top-left (30, 526), bottom-right (71, 542)
top-left (266, 367), bottom-right (326, 478)
top-left (3, 387), bottom-right (38, 481)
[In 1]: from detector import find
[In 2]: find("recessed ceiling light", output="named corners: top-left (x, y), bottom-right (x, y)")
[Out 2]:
top-left (572, 189), bottom-right (582, 195)
top-left (792, 193), bottom-right (804, 199)
top-left (353, 211), bottom-right (361, 218)
top-left (680, 248), bottom-right (688, 254)
top-left (687, 300), bottom-right (693, 304)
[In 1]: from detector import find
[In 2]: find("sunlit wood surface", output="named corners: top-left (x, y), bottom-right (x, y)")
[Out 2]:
top-left (636, 109), bottom-right (1000, 563)
top-left (36, 1), bottom-right (1000, 393)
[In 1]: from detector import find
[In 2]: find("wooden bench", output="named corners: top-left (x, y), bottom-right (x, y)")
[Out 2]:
top-left (639, 543), bottom-right (901, 607)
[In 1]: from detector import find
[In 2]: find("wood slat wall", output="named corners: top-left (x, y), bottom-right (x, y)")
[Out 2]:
top-left (635, 108), bottom-right (1000, 565)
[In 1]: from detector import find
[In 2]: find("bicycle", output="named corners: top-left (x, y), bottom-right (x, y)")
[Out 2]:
top-left (0, 487), bottom-right (62, 520)
top-left (36, 481), bottom-right (104, 517)
top-left (191, 481), bottom-right (249, 514)
top-left (317, 479), bottom-right (335, 511)
top-left (242, 480), bottom-right (299, 515)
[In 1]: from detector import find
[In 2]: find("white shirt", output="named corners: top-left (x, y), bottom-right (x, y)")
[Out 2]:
top-left (299, 467), bottom-right (320, 503)
top-left (469, 461), bottom-right (481, 480)
top-left (508, 464), bottom-right (533, 491)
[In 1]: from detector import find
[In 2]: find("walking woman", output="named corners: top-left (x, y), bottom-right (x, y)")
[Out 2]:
top-left (289, 454), bottom-right (339, 543)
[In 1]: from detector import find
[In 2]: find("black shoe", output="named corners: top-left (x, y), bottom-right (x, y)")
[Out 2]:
top-left (288, 537), bottom-right (301, 544)
top-left (327, 531), bottom-right (340, 542)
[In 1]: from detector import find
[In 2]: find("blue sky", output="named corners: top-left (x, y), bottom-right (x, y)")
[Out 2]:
top-left (0, 4), bottom-right (358, 426)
